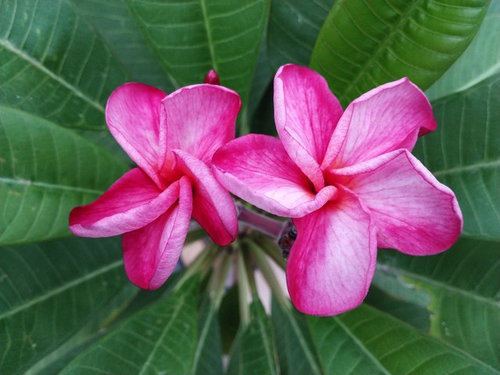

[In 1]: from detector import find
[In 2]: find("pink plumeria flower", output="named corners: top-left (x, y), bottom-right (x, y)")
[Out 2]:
top-left (70, 79), bottom-right (241, 289)
top-left (213, 64), bottom-right (462, 316)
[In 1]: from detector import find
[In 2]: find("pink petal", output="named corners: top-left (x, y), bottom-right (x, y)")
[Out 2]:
top-left (212, 134), bottom-right (337, 218)
top-left (173, 149), bottom-right (238, 245)
top-left (122, 176), bottom-right (193, 290)
top-left (274, 64), bottom-right (343, 191)
top-left (69, 168), bottom-right (179, 237)
top-left (331, 149), bottom-right (462, 255)
top-left (321, 78), bottom-right (436, 169)
top-left (287, 189), bottom-right (377, 316)
top-left (163, 84), bottom-right (241, 164)
top-left (106, 83), bottom-right (167, 187)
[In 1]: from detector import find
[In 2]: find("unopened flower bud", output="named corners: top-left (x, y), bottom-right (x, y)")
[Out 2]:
top-left (204, 69), bottom-right (220, 85)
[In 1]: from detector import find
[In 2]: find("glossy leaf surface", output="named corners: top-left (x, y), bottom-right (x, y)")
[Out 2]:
top-left (271, 298), bottom-right (321, 375)
top-left (0, 0), bottom-right (128, 129)
top-left (70, 0), bottom-right (176, 92)
top-left (376, 237), bottom-right (500, 369)
top-left (310, 0), bottom-right (489, 106)
top-left (414, 73), bottom-right (500, 239)
top-left (126, 0), bottom-right (269, 105)
top-left (60, 277), bottom-right (199, 375)
top-left (426, 3), bottom-right (500, 100)
top-left (192, 297), bottom-right (224, 375)
top-left (227, 299), bottom-right (278, 375)
top-left (0, 106), bottom-right (128, 244)
top-left (267, 0), bottom-right (334, 69)
top-left (0, 237), bottom-right (130, 375)
top-left (308, 304), bottom-right (499, 375)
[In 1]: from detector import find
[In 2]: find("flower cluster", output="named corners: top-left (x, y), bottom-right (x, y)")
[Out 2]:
top-left (70, 65), bottom-right (462, 316)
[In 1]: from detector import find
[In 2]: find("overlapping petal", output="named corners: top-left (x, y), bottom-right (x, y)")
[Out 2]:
top-left (122, 176), bottom-right (193, 290)
top-left (287, 189), bottom-right (377, 316)
top-left (274, 64), bottom-right (343, 190)
top-left (321, 78), bottom-right (436, 169)
top-left (173, 149), bottom-right (238, 245)
top-left (69, 168), bottom-right (179, 237)
top-left (331, 149), bottom-right (462, 255)
top-left (163, 84), bottom-right (241, 164)
top-left (212, 134), bottom-right (337, 218)
top-left (105, 83), bottom-right (167, 186)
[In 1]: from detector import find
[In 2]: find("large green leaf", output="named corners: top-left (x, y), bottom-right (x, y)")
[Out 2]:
top-left (310, 0), bottom-right (489, 106)
top-left (245, 30), bottom-right (273, 131)
top-left (271, 297), bottom-right (322, 375)
top-left (70, 0), bottom-right (176, 92)
top-left (308, 304), bottom-right (499, 375)
top-left (267, 0), bottom-right (334, 69)
top-left (24, 283), bottom-right (137, 375)
top-left (0, 106), bottom-right (128, 244)
top-left (227, 299), bottom-right (278, 375)
top-left (426, 2), bottom-right (500, 100)
top-left (364, 285), bottom-right (431, 332)
top-left (413, 73), bottom-right (500, 239)
top-left (0, 0), bottom-right (128, 129)
top-left (60, 276), bottom-right (200, 375)
top-left (0, 237), bottom-right (130, 375)
top-left (375, 238), bottom-right (500, 369)
top-left (247, 0), bottom-right (336, 132)
top-left (192, 297), bottom-right (224, 375)
top-left (126, 0), bottom-right (270, 105)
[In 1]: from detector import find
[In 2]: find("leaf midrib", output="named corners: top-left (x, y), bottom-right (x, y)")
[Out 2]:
top-left (276, 300), bottom-right (322, 375)
top-left (378, 264), bottom-right (500, 309)
top-left (0, 39), bottom-right (105, 113)
top-left (333, 316), bottom-right (392, 375)
top-left (191, 303), bottom-right (216, 374)
top-left (137, 293), bottom-right (188, 375)
top-left (432, 160), bottom-right (500, 177)
top-left (199, 0), bottom-right (218, 72)
top-left (336, 0), bottom-right (423, 102)
top-left (256, 308), bottom-right (277, 375)
top-left (0, 177), bottom-right (104, 195)
top-left (0, 259), bottom-right (123, 320)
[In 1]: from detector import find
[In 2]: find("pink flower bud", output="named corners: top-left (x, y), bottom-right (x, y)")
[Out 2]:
top-left (204, 69), bottom-right (220, 85)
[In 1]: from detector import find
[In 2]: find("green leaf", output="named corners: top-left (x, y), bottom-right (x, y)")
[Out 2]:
top-left (267, 0), bottom-right (334, 69)
top-left (219, 284), bottom-right (241, 354)
top-left (376, 237), bottom-right (500, 369)
top-left (245, 30), bottom-right (273, 131)
top-left (60, 276), bottom-right (200, 375)
top-left (308, 304), bottom-right (499, 375)
top-left (247, 0), bottom-right (335, 133)
top-left (70, 0), bottom-right (176, 92)
top-left (310, 0), bottom-right (489, 106)
top-left (192, 297), bottom-right (224, 375)
top-left (24, 283), bottom-right (138, 375)
top-left (413, 73), bottom-right (500, 239)
top-left (426, 3), bottom-right (500, 100)
top-left (271, 297), bottom-right (322, 375)
top-left (126, 0), bottom-right (270, 105)
top-left (364, 285), bottom-right (431, 332)
top-left (0, 106), bottom-right (128, 244)
top-left (227, 299), bottom-right (278, 375)
top-left (0, 0), bottom-right (129, 129)
top-left (0, 237), bottom-right (130, 375)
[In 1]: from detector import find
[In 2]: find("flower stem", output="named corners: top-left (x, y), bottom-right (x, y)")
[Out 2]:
top-left (175, 242), bottom-right (219, 291)
top-left (208, 250), bottom-right (233, 307)
top-left (236, 246), bottom-right (251, 325)
top-left (237, 203), bottom-right (284, 238)
top-left (247, 240), bottom-right (289, 309)
top-left (254, 235), bottom-right (286, 271)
